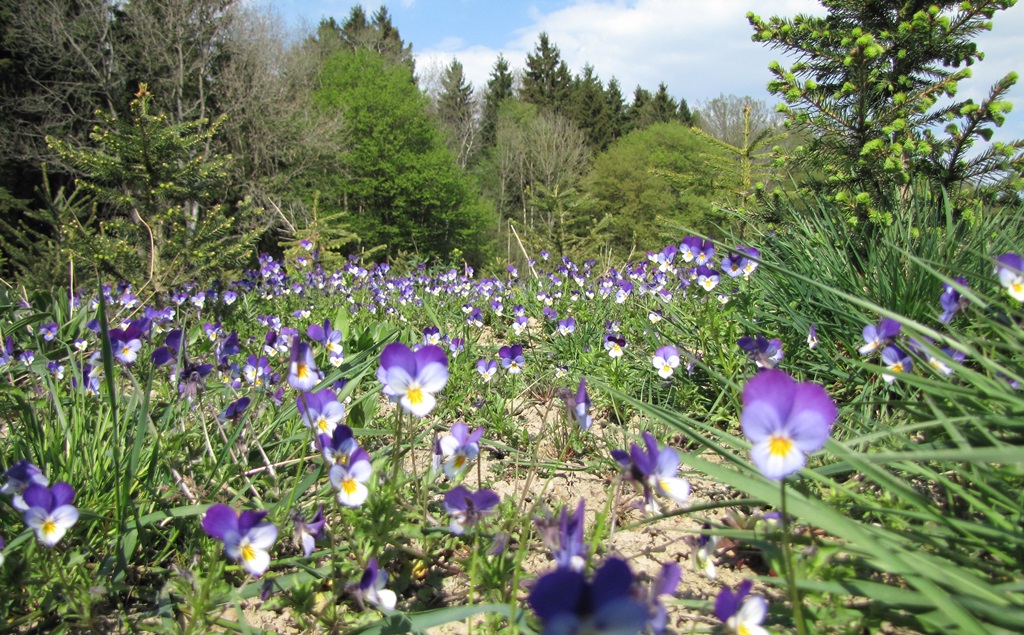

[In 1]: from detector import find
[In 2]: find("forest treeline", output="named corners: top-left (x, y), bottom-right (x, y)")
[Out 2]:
top-left (1, 1), bottom-right (1021, 293)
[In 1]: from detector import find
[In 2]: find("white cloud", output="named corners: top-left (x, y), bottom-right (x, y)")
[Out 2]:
top-left (415, 0), bottom-right (1024, 140)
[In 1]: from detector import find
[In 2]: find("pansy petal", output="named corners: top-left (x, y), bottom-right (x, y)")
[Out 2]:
top-left (202, 504), bottom-right (238, 540)
top-left (416, 362), bottom-right (450, 393)
top-left (246, 523), bottom-right (279, 551)
top-left (750, 437), bottom-right (805, 480)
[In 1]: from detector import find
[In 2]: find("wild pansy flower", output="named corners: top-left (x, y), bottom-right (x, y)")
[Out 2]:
top-left (807, 323), bottom-right (818, 350)
top-left (546, 499), bottom-right (587, 572)
top-left (448, 337), bottom-right (465, 357)
top-left (476, 358), bottom-right (498, 382)
top-left (542, 306), bottom-right (558, 322)
top-left (2, 459), bottom-right (49, 511)
top-left (291, 505), bottom-right (326, 558)
top-left (40, 322), bottom-right (59, 341)
top-left (721, 251), bottom-right (749, 278)
top-left (443, 485), bottom-right (500, 535)
top-left (559, 377), bottom-right (593, 430)
top-left (939, 277), bottom-right (970, 324)
top-left (995, 252), bottom-right (1024, 301)
top-left (691, 525), bottom-right (720, 580)
top-left (355, 557), bottom-right (397, 611)
top-left (19, 350), bottom-right (34, 366)
top-left (215, 331), bottom-right (240, 370)
top-left (177, 361), bottom-right (214, 401)
top-left (604, 333), bottom-right (626, 359)
top-left (202, 504), bottom-right (278, 577)
top-left (858, 317), bottom-right (901, 355)
top-left (422, 326), bottom-right (442, 346)
top-left (740, 369), bottom-right (837, 480)
top-left (679, 236), bottom-right (700, 262)
top-left (438, 422), bottom-right (484, 479)
top-left (298, 389), bottom-right (345, 435)
top-left (499, 344), bottom-right (525, 374)
top-left (557, 317), bottom-right (576, 336)
top-left (288, 337), bottom-right (323, 391)
top-left (47, 360), bottom-right (65, 380)
top-left (466, 308), bottom-right (484, 328)
top-left (715, 580), bottom-right (769, 635)
top-left (377, 342), bottom-right (449, 417)
top-left (652, 346), bottom-right (680, 379)
top-left (648, 309), bottom-right (663, 323)
top-left (22, 482), bottom-right (79, 547)
top-left (218, 397), bottom-right (251, 424)
top-left (317, 424), bottom-right (373, 506)
top-left (512, 315), bottom-right (529, 336)
top-left (739, 246), bottom-right (760, 276)
top-left (737, 335), bottom-right (784, 369)
top-left (613, 431), bottom-right (691, 511)
top-left (528, 557), bottom-right (648, 635)
top-left (881, 345), bottom-right (912, 383)
top-left (223, 290), bottom-right (237, 305)
top-left (644, 562), bottom-right (683, 635)
top-left (695, 265), bottom-right (720, 291)
top-left (308, 319), bottom-right (344, 357)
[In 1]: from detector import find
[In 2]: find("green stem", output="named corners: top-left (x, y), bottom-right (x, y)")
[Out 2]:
top-left (780, 480), bottom-right (809, 635)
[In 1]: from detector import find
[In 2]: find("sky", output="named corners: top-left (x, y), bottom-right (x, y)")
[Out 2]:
top-left (269, 0), bottom-right (1024, 142)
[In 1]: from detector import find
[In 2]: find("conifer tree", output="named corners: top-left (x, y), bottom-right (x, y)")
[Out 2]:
top-left (481, 54), bottom-right (515, 148)
top-left (605, 78), bottom-right (629, 142)
top-left (566, 64), bottom-right (615, 150)
top-left (47, 85), bottom-right (258, 291)
top-left (521, 32), bottom-right (572, 113)
top-left (749, 0), bottom-right (1024, 220)
top-left (436, 58), bottom-right (478, 168)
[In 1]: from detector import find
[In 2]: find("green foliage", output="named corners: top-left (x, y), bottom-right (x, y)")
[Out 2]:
top-left (749, 0), bottom-right (1024, 222)
top-left (314, 49), bottom-right (495, 266)
top-left (580, 122), bottom-right (734, 257)
top-left (46, 85), bottom-right (258, 292)
top-left (692, 95), bottom-right (791, 212)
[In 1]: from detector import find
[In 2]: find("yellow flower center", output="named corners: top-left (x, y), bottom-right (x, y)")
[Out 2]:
top-left (407, 386), bottom-right (424, 405)
top-left (317, 417), bottom-right (329, 431)
top-left (769, 434), bottom-right (794, 457)
top-left (342, 479), bottom-right (358, 495)
top-left (296, 364), bottom-right (308, 379)
top-left (1013, 281), bottom-right (1023, 295)
top-left (241, 543), bottom-right (256, 562)
top-left (891, 362), bottom-right (904, 373)
top-left (43, 520), bottom-right (56, 536)
top-left (663, 364), bottom-right (672, 374)
top-left (454, 456), bottom-right (466, 469)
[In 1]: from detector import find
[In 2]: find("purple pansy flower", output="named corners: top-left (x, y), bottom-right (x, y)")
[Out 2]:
top-left (715, 580), bottom-right (769, 635)
top-left (498, 344), bottom-right (525, 374)
top-left (297, 389), bottom-right (345, 435)
top-left (528, 557), bottom-right (648, 635)
top-left (288, 337), bottom-right (323, 391)
top-left (995, 253), bottom-right (1024, 301)
top-left (737, 336), bottom-right (784, 369)
top-left (443, 486), bottom-right (500, 535)
top-left (881, 346), bottom-right (912, 383)
top-left (438, 422), bottom-right (484, 479)
top-left (476, 358), bottom-right (498, 382)
top-left (202, 504), bottom-right (278, 577)
top-left (22, 482), bottom-right (79, 547)
top-left (218, 397), bottom-right (251, 423)
top-left (644, 562), bottom-right (683, 635)
top-left (355, 557), bottom-right (396, 611)
top-left (807, 323), bottom-right (818, 350)
top-left (740, 369), bottom-right (837, 480)
top-left (2, 459), bottom-right (50, 511)
top-left (858, 317), bottom-right (901, 356)
top-left (376, 342), bottom-right (449, 417)
top-left (652, 346), bottom-right (680, 379)
top-left (291, 505), bottom-right (326, 558)
top-left (40, 322), bottom-right (59, 342)
top-left (939, 277), bottom-right (970, 324)
top-left (613, 432), bottom-right (691, 512)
